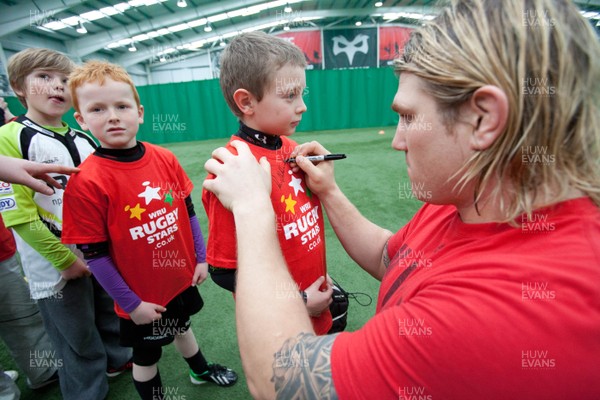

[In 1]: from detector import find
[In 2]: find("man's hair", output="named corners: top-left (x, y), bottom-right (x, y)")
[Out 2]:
top-left (394, 0), bottom-right (600, 221)
top-left (8, 48), bottom-right (75, 108)
top-left (219, 31), bottom-right (307, 117)
top-left (69, 60), bottom-right (140, 113)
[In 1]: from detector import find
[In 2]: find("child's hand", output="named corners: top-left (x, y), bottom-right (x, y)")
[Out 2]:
top-left (304, 275), bottom-right (333, 317)
top-left (0, 156), bottom-right (80, 195)
top-left (0, 97), bottom-right (14, 122)
top-left (60, 257), bottom-right (91, 280)
top-left (192, 262), bottom-right (208, 286)
top-left (129, 301), bottom-right (167, 325)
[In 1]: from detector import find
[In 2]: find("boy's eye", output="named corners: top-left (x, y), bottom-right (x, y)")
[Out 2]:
top-left (286, 89), bottom-right (300, 100)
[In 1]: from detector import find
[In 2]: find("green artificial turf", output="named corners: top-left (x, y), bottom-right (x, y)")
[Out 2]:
top-left (0, 126), bottom-right (422, 399)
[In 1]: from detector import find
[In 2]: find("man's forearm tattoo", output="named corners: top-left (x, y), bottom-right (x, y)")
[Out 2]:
top-left (383, 239), bottom-right (391, 269)
top-left (272, 332), bottom-right (339, 399)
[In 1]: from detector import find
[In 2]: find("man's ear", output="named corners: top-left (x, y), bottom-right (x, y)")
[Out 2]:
top-left (467, 85), bottom-right (508, 151)
top-left (74, 111), bottom-right (89, 131)
top-left (232, 89), bottom-right (256, 116)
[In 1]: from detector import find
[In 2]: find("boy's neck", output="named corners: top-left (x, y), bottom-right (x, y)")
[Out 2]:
top-left (236, 121), bottom-right (282, 150)
top-left (25, 110), bottom-right (63, 128)
top-left (95, 142), bottom-right (144, 162)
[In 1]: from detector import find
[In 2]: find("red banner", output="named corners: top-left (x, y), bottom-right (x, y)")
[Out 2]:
top-left (276, 30), bottom-right (322, 70)
top-left (379, 26), bottom-right (413, 67)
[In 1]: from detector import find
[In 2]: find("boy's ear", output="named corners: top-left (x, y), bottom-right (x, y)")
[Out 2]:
top-left (73, 111), bottom-right (89, 131)
top-left (138, 104), bottom-right (144, 124)
top-left (232, 89), bottom-right (255, 116)
top-left (466, 85), bottom-right (508, 151)
top-left (12, 86), bottom-right (24, 98)
top-left (13, 85), bottom-right (27, 106)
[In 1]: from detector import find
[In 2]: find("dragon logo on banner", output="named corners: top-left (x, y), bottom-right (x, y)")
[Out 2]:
top-left (332, 34), bottom-right (370, 65)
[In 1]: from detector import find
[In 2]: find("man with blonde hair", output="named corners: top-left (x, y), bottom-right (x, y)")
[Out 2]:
top-left (203, 0), bottom-right (600, 398)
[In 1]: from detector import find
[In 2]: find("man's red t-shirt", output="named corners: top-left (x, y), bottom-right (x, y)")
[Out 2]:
top-left (62, 143), bottom-right (195, 319)
top-left (332, 197), bottom-right (600, 399)
top-left (203, 136), bottom-right (332, 334)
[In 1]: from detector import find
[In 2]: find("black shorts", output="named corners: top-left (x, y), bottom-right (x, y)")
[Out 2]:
top-left (119, 286), bottom-right (203, 348)
top-left (209, 265), bottom-right (236, 292)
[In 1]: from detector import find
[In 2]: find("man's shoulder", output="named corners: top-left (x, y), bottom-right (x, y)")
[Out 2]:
top-left (406, 203), bottom-right (455, 228)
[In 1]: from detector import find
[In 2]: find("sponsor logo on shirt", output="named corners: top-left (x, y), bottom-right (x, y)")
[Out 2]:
top-left (0, 196), bottom-right (17, 212)
top-left (0, 181), bottom-right (13, 195)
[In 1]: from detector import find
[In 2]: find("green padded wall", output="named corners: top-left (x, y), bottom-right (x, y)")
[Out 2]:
top-left (302, 67), bottom-right (399, 132)
top-left (3, 67), bottom-right (399, 144)
top-left (136, 77), bottom-right (238, 143)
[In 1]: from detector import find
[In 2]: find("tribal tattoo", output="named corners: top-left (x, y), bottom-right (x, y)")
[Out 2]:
top-left (382, 239), bottom-right (391, 269)
top-left (272, 332), bottom-right (340, 399)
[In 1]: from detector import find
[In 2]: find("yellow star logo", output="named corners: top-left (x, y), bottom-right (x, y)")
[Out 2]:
top-left (280, 194), bottom-right (297, 214)
top-left (124, 203), bottom-right (146, 220)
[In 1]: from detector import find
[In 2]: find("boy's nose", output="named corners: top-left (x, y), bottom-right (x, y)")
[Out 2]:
top-left (53, 79), bottom-right (64, 90)
top-left (107, 108), bottom-right (119, 121)
top-left (296, 98), bottom-right (307, 114)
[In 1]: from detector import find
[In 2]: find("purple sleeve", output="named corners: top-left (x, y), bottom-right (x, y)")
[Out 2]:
top-left (88, 255), bottom-right (142, 314)
top-left (190, 215), bottom-right (206, 263)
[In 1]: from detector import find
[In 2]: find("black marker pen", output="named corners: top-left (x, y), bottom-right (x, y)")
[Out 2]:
top-left (285, 154), bottom-right (347, 163)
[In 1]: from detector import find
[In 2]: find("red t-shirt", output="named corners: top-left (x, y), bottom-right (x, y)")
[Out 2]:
top-left (62, 143), bottom-right (195, 319)
top-left (202, 136), bottom-right (332, 334)
top-left (332, 197), bottom-right (600, 399)
top-left (0, 215), bottom-right (16, 262)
